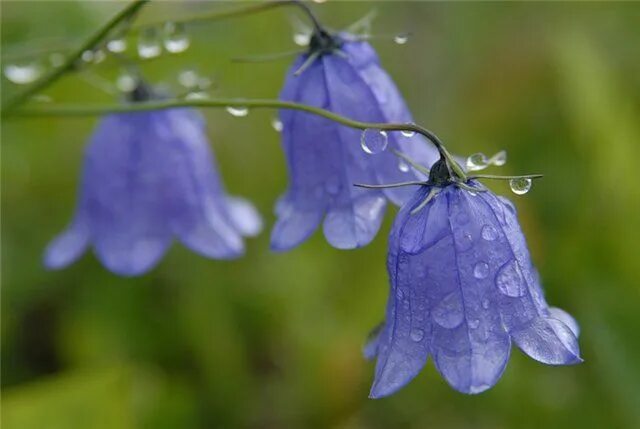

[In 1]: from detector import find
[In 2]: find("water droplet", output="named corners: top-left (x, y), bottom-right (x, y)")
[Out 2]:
top-left (433, 292), bottom-right (464, 329)
top-left (455, 232), bottom-right (474, 251)
top-left (163, 22), bottom-right (190, 53)
top-left (293, 32), bottom-right (310, 46)
top-left (271, 117), bottom-right (283, 132)
top-left (481, 225), bottom-right (498, 241)
top-left (410, 328), bottom-right (425, 342)
top-left (490, 150), bottom-right (507, 166)
top-left (107, 37), bottom-right (127, 53)
top-left (312, 0), bottom-right (327, 3)
top-left (49, 53), bottom-right (65, 68)
top-left (3, 62), bottom-right (43, 84)
top-left (398, 160), bottom-right (410, 173)
top-left (473, 262), bottom-right (489, 279)
top-left (509, 178), bottom-right (532, 195)
top-left (81, 50), bottom-right (94, 62)
top-left (466, 153), bottom-right (489, 171)
top-left (177, 69), bottom-right (199, 88)
top-left (138, 27), bottom-right (162, 59)
top-left (92, 49), bottom-right (106, 64)
top-left (185, 91), bottom-right (209, 100)
top-left (482, 299), bottom-right (490, 309)
top-left (401, 129), bottom-right (415, 137)
top-left (116, 70), bottom-right (137, 92)
top-left (393, 33), bottom-right (410, 45)
top-left (496, 261), bottom-right (526, 297)
top-left (226, 106), bottom-right (249, 117)
top-left (360, 129), bottom-right (388, 155)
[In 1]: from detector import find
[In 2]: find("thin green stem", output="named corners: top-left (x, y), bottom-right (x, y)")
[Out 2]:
top-left (1, 0), bottom-right (149, 114)
top-left (354, 181), bottom-right (427, 189)
top-left (468, 174), bottom-right (543, 180)
top-left (6, 98), bottom-right (455, 165)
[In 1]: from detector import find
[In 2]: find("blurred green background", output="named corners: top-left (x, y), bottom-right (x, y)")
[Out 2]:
top-left (2, 1), bottom-right (640, 428)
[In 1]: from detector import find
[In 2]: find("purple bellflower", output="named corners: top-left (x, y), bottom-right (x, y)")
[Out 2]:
top-left (44, 85), bottom-right (262, 276)
top-left (272, 30), bottom-right (439, 251)
top-left (366, 161), bottom-right (581, 397)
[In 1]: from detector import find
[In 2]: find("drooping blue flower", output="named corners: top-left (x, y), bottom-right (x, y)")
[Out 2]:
top-left (44, 93), bottom-right (262, 276)
top-left (272, 32), bottom-right (439, 251)
top-left (366, 182), bottom-right (582, 397)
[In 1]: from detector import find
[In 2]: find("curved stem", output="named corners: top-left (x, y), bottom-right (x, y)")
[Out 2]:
top-left (6, 98), bottom-right (456, 169)
top-left (1, 0), bottom-right (149, 114)
top-left (468, 174), bottom-right (543, 180)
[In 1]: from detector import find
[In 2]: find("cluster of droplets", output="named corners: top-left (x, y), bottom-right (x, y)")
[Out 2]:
top-left (465, 150), bottom-right (507, 171)
top-left (137, 22), bottom-right (190, 59)
top-left (176, 69), bottom-right (213, 100)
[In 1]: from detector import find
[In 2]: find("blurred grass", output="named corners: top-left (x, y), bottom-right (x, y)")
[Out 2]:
top-left (2, 1), bottom-right (640, 428)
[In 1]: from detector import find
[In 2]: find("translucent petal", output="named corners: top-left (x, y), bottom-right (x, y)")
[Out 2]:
top-left (43, 217), bottom-right (90, 269)
top-left (512, 317), bottom-right (582, 365)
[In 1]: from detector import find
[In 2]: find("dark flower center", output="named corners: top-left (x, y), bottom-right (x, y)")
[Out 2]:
top-left (429, 158), bottom-right (453, 186)
top-left (308, 30), bottom-right (343, 56)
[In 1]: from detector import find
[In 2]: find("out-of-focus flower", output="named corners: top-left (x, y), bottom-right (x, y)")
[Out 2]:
top-left (44, 87), bottom-right (261, 276)
top-left (272, 31), bottom-right (438, 251)
top-left (366, 182), bottom-right (581, 397)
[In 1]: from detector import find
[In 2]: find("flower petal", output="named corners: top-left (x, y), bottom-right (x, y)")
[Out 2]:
top-left (512, 317), bottom-right (582, 365)
top-left (43, 217), bottom-right (90, 269)
top-left (226, 196), bottom-right (263, 237)
top-left (549, 307), bottom-right (580, 337)
top-left (323, 195), bottom-right (386, 249)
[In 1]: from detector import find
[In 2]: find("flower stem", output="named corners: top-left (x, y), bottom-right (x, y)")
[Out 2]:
top-left (6, 97), bottom-right (460, 171)
top-left (468, 174), bottom-right (543, 180)
top-left (1, 0), bottom-right (150, 114)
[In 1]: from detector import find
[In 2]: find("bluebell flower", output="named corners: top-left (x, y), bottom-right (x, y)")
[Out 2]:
top-left (44, 91), bottom-right (262, 276)
top-left (272, 31), bottom-right (439, 251)
top-left (366, 180), bottom-right (582, 397)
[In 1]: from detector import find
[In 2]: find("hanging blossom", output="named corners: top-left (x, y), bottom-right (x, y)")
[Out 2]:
top-left (44, 84), bottom-right (262, 276)
top-left (365, 159), bottom-right (581, 397)
top-left (271, 28), bottom-right (439, 251)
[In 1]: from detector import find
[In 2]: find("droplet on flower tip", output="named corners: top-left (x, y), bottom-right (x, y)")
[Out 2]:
top-left (271, 117), bottom-right (283, 132)
top-left (393, 33), bottom-right (410, 45)
top-left (509, 178), bottom-right (532, 195)
top-left (163, 22), bottom-right (190, 54)
top-left (3, 62), bottom-right (43, 84)
top-left (400, 129), bottom-right (416, 138)
top-left (49, 52), bottom-right (65, 68)
top-left (398, 160), bottom-right (410, 173)
top-left (465, 152), bottom-right (489, 171)
top-left (177, 69), bottom-right (199, 88)
top-left (116, 70), bottom-right (137, 93)
top-left (293, 32), bottom-right (310, 47)
top-left (137, 27), bottom-right (162, 59)
top-left (107, 38), bottom-right (127, 53)
top-left (490, 150), bottom-right (507, 166)
top-left (226, 106), bottom-right (249, 117)
top-left (360, 129), bottom-right (388, 155)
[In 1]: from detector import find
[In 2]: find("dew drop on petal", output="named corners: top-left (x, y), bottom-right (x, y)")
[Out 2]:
top-left (509, 178), bottom-right (532, 195)
top-left (401, 129), bottom-right (415, 137)
top-left (465, 152), bottom-right (489, 171)
top-left (473, 262), bottom-right (489, 279)
top-left (410, 328), bottom-right (425, 342)
top-left (138, 27), bottom-right (162, 59)
top-left (481, 224), bottom-right (498, 241)
top-left (469, 319), bottom-right (480, 329)
top-left (496, 260), bottom-right (526, 297)
top-left (226, 106), bottom-right (249, 117)
top-left (271, 117), bottom-right (283, 132)
top-left (433, 292), bottom-right (464, 329)
top-left (163, 22), bottom-right (190, 53)
top-left (490, 150), bottom-right (507, 166)
top-left (3, 62), bottom-right (43, 84)
top-left (398, 160), bottom-right (410, 173)
top-left (393, 33), bottom-right (410, 45)
top-left (107, 37), bottom-right (127, 53)
top-left (361, 129), bottom-right (388, 155)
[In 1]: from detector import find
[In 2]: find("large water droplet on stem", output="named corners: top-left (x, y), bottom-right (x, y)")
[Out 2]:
top-left (490, 150), bottom-right (507, 166)
top-left (466, 153), bottom-right (489, 171)
top-left (163, 22), bottom-right (190, 53)
top-left (138, 27), bottom-right (162, 59)
top-left (271, 117), bottom-right (283, 132)
top-left (394, 33), bottom-right (410, 45)
top-left (509, 178), bottom-right (532, 195)
top-left (361, 129), bottom-right (388, 155)
top-left (3, 62), bottom-right (44, 84)
top-left (293, 32), bottom-right (310, 46)
top-left (226, 106), bottom-right (249, 117)
top-left (401, 129), bottom-right (415, 137)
